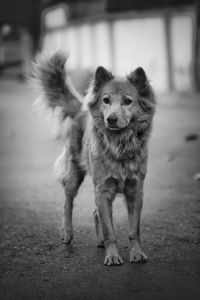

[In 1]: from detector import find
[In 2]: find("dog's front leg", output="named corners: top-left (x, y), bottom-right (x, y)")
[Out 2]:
top-left (124, 179), bottom-right (148, 263)
top-left (95, 183), bottom-right (124, 266)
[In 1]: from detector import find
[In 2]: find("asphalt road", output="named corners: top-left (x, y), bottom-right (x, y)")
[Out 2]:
top-left (0, 79), bottom-right (200, 300)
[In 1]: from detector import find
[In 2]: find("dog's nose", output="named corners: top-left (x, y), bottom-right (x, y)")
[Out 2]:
top-left (107, 115), bottom-right (118, 126)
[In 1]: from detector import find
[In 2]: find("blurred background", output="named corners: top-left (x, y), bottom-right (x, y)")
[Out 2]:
top-left (0, 0), bottom-right (199, 92)
top-left (0, 1), bottom-right (200, 299)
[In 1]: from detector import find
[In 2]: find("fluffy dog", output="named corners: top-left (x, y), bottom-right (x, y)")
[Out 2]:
top-left (34, 53), bottom-right (156, 266)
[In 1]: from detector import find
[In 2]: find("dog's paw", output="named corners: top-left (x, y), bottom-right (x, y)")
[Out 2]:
top-left (104, 254), bottom-right (124, 266)
top-left (129, 249), bottom-right (148, 263)
top-left (61, 229), bottom-right (73, 244)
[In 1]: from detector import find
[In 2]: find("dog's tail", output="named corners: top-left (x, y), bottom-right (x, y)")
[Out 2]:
top-left (33, 52), bottom-right (83, 118)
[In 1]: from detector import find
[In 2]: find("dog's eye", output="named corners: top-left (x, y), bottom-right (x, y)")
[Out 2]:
top-left (103, 97), bottom-right (110, 104)
top-left (124, 98), bottom-right (133, 105)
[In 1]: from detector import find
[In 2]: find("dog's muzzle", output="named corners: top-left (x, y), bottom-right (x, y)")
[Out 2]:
top-left (107, 115), bottom-right (118, 128)
top-left (106, 114), bottom-right (128, 131)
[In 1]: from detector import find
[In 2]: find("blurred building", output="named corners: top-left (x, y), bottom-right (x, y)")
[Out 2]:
top-left (40, 0), bottom-right (199, 93)
top-left (0, 0), bottom-right (41, 77)
top-left (0, 0), bottom-right (199, 92)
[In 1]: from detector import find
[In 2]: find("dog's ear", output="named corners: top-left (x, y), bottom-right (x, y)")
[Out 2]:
top-left (128, 67), bottom-right (156, 113)
top-left (94, 66), bottom-right (113, 91)
top-left (128, 67), bottom-right (150, 97)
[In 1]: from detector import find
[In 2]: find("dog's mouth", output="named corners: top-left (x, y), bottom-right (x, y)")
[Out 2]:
top-left (108, 125), bottom-right (122, 131)
top-left (107, 123), bottom-right (128, 131)
top-left (105, 118), bottom-right (129, 131)
top-left (107, 124), bottom-right (121, 130)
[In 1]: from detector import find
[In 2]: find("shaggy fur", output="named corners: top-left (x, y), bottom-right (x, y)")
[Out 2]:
top-left (33, 53), bottom-right (92, 139)
top-left (35, 52), bottom-right (156, 266)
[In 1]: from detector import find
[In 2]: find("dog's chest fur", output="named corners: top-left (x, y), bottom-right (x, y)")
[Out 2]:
top-left (81, 115), bottom-right (147, 190)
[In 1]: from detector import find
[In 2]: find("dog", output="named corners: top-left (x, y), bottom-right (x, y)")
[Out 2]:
top-left (34, 52), bottom-right (156, 266)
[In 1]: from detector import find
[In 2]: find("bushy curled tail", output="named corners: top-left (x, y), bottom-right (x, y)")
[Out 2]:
top-left (33, 52), bottom-right (83, 118)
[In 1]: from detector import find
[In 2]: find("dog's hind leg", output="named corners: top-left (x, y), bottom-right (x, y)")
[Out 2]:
top-left (61, 164), bottom-right (85, 244)
top-left (124, 179), bottom-right (148, 263)
top-left (93, 209), bottom-right (104, 248)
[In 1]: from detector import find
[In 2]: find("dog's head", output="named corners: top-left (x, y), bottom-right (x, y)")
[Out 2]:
top-left (87, 66), bottom-right (155, 132)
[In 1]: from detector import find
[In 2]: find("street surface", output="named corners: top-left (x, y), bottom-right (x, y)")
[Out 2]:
top-left (0, 79), bottom-right (200, 300)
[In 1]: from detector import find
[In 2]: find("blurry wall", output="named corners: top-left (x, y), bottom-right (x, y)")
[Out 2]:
top-left (0, 0), bottom-right (41, 50)
top-left (41, 6), bottom-right (196, 93)
top-left (171, 15), bottom-right (194, 91)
